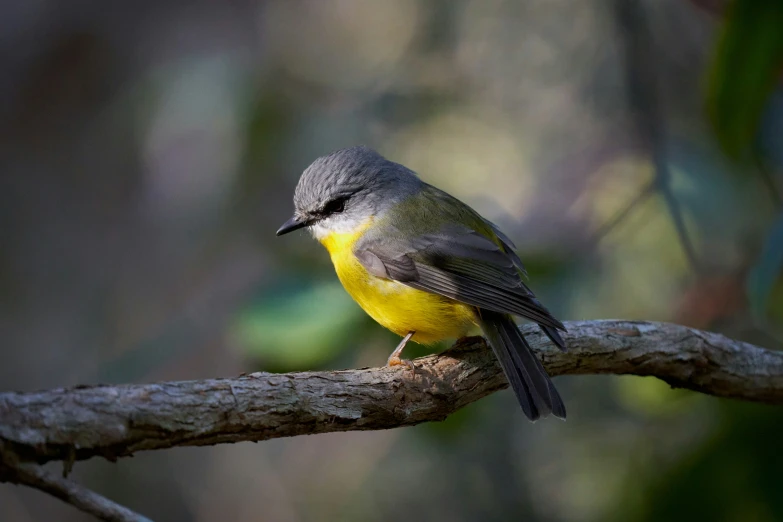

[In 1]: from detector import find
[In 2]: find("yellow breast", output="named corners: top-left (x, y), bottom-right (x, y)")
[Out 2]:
top-left (319, 222), bottom-right (476, 344)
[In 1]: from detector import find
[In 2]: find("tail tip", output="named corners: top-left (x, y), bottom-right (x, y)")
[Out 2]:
top-left (542, 325), bottom-right (567, 352)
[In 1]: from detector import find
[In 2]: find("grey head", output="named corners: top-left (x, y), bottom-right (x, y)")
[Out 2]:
top-left (276, 145), bottom-right (422, 239)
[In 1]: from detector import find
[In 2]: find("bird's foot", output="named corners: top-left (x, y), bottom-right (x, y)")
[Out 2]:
top-left (387, 331), bottom-right (416, 374)
top-left (387, 354), bottom-right (416, 374)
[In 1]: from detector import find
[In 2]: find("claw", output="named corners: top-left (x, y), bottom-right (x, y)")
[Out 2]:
top-left (387, 355), bottom-right (416, 375)
top-left (387, 331), bottom-right (416, 375)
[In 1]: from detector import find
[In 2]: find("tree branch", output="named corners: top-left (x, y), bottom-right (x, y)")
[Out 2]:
top-left (1, 320), bottom-right (782, 520)
top-left (1, 320), bottom-right (780, 467)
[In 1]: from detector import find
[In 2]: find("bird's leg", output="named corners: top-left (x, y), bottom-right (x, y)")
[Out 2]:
top-left (387, 331), bottom-right (415, 371)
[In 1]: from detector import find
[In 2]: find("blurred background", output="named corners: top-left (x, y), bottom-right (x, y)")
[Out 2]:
top-left (1, 0), bottom-right (782, 520)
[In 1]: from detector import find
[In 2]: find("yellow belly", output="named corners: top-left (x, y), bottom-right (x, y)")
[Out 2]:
top-left (320, 227), bottom-right (476, 344)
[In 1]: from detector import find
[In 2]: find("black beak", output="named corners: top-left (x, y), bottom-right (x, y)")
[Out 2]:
top-left (276, 215), bottom-right (311, 236)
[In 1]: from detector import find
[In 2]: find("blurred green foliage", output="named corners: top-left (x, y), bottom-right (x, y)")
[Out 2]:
top-left (234, 279), bottom-right (364, 370)
top-left (615, 375), bottom-right (699, 416)
top-left (623, 402), bottom-right (783, 522)
top-left (707, 0), bottom-right (783, 160)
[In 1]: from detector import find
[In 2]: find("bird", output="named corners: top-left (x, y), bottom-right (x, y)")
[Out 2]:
top-left (276, 145), bottom-right (567, 421)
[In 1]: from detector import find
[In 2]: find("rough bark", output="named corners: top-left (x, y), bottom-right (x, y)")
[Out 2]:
top-left (1, 320), bottom-right (781, 472)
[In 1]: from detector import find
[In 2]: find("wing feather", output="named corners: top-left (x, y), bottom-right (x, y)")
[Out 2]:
top-left (354, 223), bottom-right (565, 331)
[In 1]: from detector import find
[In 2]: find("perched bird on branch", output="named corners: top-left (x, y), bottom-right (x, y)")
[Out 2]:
top-left (277, 146), bottom-right (567, 421)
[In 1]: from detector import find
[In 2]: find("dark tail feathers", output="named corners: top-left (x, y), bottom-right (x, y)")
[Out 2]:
top-left (478, 310), bottom-right (566, 421)
top-left (527, 296), bottom-right (566, 351)
top-left (541, 325), bottom-right (566, 351)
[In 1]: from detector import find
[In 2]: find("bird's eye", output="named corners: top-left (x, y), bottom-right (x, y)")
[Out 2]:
top-left (322, 196), bottom-right (347, 215)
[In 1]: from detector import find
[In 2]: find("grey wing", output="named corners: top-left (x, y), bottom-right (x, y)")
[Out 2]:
top-left (484, 218), bottom-right (527, 277)
top-left (354, 223), bottom-right (564, 332)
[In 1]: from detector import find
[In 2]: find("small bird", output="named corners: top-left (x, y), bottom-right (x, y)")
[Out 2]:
top-left (277, 146), bottom-right (567, 421)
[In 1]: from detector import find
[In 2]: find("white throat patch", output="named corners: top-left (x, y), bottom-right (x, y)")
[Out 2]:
top-left (309, 214), bottom-right (367, 241)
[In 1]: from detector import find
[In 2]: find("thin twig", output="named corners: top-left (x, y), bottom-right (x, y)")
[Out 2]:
top-left (1, 457), bottom-right (151, 521)
top-left (586, 178), bottom-right (656, 247)
top-left (613, 0), bottom-right (701, 271)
